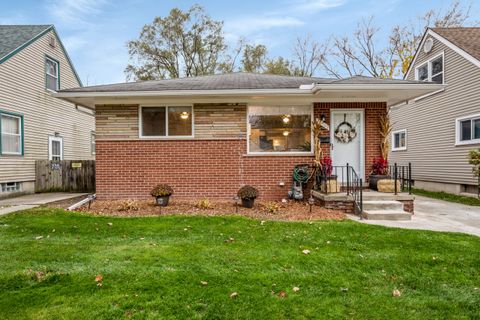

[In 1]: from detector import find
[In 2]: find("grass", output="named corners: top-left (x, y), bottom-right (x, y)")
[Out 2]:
top-left (0, 208), bottom-right (479, 319)
top-left (412, 188), bottom-right (480, 207)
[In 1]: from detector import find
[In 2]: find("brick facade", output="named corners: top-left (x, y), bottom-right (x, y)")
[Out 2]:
top-left (95, 102), bottom-right (386, 200)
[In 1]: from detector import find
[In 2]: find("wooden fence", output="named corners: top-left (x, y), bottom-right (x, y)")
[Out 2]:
top-left (35, 160), bottom-right (95, 193)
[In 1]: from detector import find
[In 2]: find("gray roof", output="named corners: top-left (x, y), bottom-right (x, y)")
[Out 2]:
top-left (59, 72), bottom-right (424, 93)
top-left (0, 25), bottom-right (52, 61)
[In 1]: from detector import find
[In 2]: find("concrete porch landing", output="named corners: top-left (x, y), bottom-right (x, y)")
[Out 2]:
top-left (312, 190), bottom-right (414, 220)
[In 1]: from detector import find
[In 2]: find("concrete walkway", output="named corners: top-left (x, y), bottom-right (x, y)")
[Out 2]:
top-left (350, 195), bottom-right (480, 237)
top-left (0, 193), bottom-right (88, 216)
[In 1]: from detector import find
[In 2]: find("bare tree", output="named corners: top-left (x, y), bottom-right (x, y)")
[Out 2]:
top-left (291, 35), bottom-right (327, 77)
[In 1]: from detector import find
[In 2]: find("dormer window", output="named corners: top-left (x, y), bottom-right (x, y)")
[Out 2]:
top-left (415, 53), bottom-right (444, 84)
top-left (45, 57), bottom-right (59, 91)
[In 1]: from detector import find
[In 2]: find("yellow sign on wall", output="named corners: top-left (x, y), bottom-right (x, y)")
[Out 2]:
top-left (71, 162), bottom-right (82, 168)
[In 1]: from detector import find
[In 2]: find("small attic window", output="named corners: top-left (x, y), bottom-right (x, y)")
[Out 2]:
top-left (49, 36), bottom-right (56, 48)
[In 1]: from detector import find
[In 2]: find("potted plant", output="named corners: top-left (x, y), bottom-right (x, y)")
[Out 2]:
top-left (369, 157), bottom-right (389, 190)
top-left (150, 184), bottom-right (173, 206)
top-left (237, 185), bottom-right (258, 208)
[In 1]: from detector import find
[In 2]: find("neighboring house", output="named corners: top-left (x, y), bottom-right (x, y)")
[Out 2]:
top-left (54, 73), bottom-right (440, 200)
top-left (390, 27), bottom-right (480, 196)
top-left (0, 25), bottom-right (95, 198)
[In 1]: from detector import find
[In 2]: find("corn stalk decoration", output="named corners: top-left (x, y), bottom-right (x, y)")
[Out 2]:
top-left (468, 149), bottom-right (480, 177)
top-left (312, 118), bottom-right (324, 168)
top-left (379, 112), bottom-right (392, 161)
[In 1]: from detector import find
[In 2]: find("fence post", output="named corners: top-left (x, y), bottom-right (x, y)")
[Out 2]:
top-left (346, 163), bottom-right (350, 195)
top-left (394, 163), bottom-right (398, 195)
top-left (359, 178), bottom-right (363, 219)
top-left (408, 162), bottom-right (412, 195)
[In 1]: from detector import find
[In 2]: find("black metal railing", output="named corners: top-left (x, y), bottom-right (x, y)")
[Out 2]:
top-left (387, 163), bottom-right (413, 195)
top-left (315, 164), bottom-right (363, 215)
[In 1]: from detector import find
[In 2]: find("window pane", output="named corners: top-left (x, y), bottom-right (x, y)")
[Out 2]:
top-left (417, 65), bottom-right (428, 81)
top-left (52, 140), bottom-right (60, 156)
top-left (249, 108), bottom-right (311, 153)
top-left (460, 120), bottom-right (471, 141)
top-left (2, 134), bottom-right (21, 153)
top-left (46, 74), bottom-right (57, 91)
top-left (431, 73), bottom-right (443, 84)
top-left (1, 115), bottom-right (19, 134)
top-left (394, 133), bottom-right (400, 148)
top-left (400, 132), bottom-right (406, 147)
top-left (142, 107), bottom-right (166, 136)
top-left (474, 119), bottom-right (480, 140)
top-left (431, 57), bottom-right (443, 75)
top-left (168, 106), bottom-right (192, 136)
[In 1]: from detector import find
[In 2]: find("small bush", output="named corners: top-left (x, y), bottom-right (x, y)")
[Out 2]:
top-left (195, 198), bottom-right (213, 209)
top-left (150, 184), bottom-right (174, 197)
top-left (237, 185), bottom-right (258, 200)
top-left (371, 157), bottom-right (388, 175)
top-left (118, 199), bottom-right (139, 212)
top-left (265, 202), bottom-right (280, 214)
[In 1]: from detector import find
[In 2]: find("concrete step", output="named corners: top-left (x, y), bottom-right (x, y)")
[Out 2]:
top-left (362, 210), bottom-right (412, 221)
top-left (363, 200), bottom-right (404, 211)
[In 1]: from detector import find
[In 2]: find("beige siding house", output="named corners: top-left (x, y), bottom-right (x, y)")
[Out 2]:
top-left (390, 28), bottom-right (480, 195)
top-left (0, 25), bottom-right (95, 198)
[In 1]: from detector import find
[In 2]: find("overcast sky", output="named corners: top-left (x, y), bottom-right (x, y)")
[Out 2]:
top-left (2, 0), bottom-right (478, 85)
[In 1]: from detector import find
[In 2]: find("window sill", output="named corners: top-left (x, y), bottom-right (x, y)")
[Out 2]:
top-left (391, 148), bottom-right (407, 152)
top-left (455, 140), bottom-right (480, 146)
top-left (244, 152), bottom-right (314, 157)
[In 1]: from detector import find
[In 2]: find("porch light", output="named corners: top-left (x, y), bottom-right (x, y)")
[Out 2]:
top-left (282, 115), bottom-right (290, 124)
top-left (283, 130), bottom-right (289, 137)
top-left (320, 114), bottom-right (326, 122)
top-left (180, 111), bottom-right (189, 120)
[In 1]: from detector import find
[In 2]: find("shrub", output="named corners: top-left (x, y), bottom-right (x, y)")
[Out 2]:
top-left (237, 185), bottom-right (258, 200)
top-left (265, 202), bottom-right (280, 214)
top-left (371, 157), bottom-right (388, 175)
top-left (118, 199), bottom-right (139, 212)
top-left (195, 198), bottom-right (213, 209)
top-left (150, 184), bottom-right (174, 197)
top-left (468, 149), bottom-right (480, 177)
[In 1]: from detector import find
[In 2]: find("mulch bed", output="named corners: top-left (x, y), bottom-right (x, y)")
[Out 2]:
top-left (74, 199), bottom-right (346, 221)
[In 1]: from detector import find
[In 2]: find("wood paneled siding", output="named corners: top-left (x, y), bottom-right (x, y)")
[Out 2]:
top-left (95, 104), bottom-right (246, 140)
top-left (390, 36), bottom-right (480, 186)
top-left (0, 30), bottom-right (94, 184)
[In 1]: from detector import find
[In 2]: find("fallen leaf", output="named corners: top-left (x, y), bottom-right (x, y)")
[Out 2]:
top-left (278, 291), bottom-right (286, 298)
top-left (432, 256), bottom-right (437, 260)
top-left (340, 288), bottom-right (348, 292)
top-left (95, 275), bottom-right (103, 282)
top-left (302, 249), bottom-right (311, 255)
top-left (35, 236), bottom-right (43, 240)
top-left (107, 222), bottom-right (113, 226)
top-left (230, 292), bottom-right (238, 299)
top-left (293, 287), bottom-right (300, 292)
top-left (260, 221), bottom-right (266, 225)
top-left (201, 281), bottom-right (208, 286)
top-left (392, 289), bottom-right (401, 297)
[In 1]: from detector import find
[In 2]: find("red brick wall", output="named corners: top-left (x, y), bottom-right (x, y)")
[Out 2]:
top-left (95, 102), bottom-right (386, 200)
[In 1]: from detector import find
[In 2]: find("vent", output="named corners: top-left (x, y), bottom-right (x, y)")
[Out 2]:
top-left (423, 37), bottom-right (433, 53)
top-left (49, 36), bottom-right (56, 48)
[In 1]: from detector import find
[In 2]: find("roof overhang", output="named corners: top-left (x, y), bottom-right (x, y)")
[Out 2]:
top-left (53, 83), bottom-right (444, 110)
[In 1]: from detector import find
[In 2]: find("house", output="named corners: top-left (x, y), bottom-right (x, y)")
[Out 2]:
top-left (53, 72), bottom-right (441, 200)
top-left (0, 25), bottom-right (95, 198)
top-left (390, 27), bottom-right (480, 196)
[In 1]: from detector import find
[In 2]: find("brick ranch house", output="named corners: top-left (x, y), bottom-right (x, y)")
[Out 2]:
top-left (54, 73), bottom-right (441, 200)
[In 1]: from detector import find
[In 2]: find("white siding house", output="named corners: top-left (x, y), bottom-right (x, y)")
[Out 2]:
top-left (0, 25), bottom-right (95, 198)
top-left (390, 27), bottom-right (480, 196)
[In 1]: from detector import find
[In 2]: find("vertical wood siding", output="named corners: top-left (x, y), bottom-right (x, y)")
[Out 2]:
top-left (390, 36), bottom-right (480, 186)
top-left (0, 30), bottom-right (95, 183)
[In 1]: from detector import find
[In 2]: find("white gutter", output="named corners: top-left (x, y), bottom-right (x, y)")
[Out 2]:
top-left (310, 83), bottom-right (444, 93)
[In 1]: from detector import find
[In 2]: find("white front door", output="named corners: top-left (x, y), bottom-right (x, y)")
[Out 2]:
top-left (330, 110), bottom-right (364, 181)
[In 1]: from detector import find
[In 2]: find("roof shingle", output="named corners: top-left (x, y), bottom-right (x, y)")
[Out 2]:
top-left (432, 27), bottom-right (480, 62)
top-left (0, 25), bottom-right (52, 61)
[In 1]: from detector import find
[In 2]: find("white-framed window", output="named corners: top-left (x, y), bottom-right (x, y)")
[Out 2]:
top-left (247, 105), bottom-right (313, 154)
top-left (45, 56), bottom-right (59, 91)
top-left (91, 132), bottom-right (96, 155)
top-left (1, 113), bottom-right (23, 155)
top-left (415, 52), bottom-right (444, 84)
top-left (48, 136), bottom-right (63, 161)
top-left (392, 129), bottom-right (407, 151)
top-left (139, 105), bottom-right (193, 138)
top-left (456, 114), bottom-right (480, 146)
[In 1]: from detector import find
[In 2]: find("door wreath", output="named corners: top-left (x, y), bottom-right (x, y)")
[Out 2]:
top-left (334, 113), bottom-right (357, 143)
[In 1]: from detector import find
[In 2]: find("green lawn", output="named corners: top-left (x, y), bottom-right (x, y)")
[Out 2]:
top-left (412, 188), bottom-right (480, 207)
top-left (0, 208), bottom-right (479, 319)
